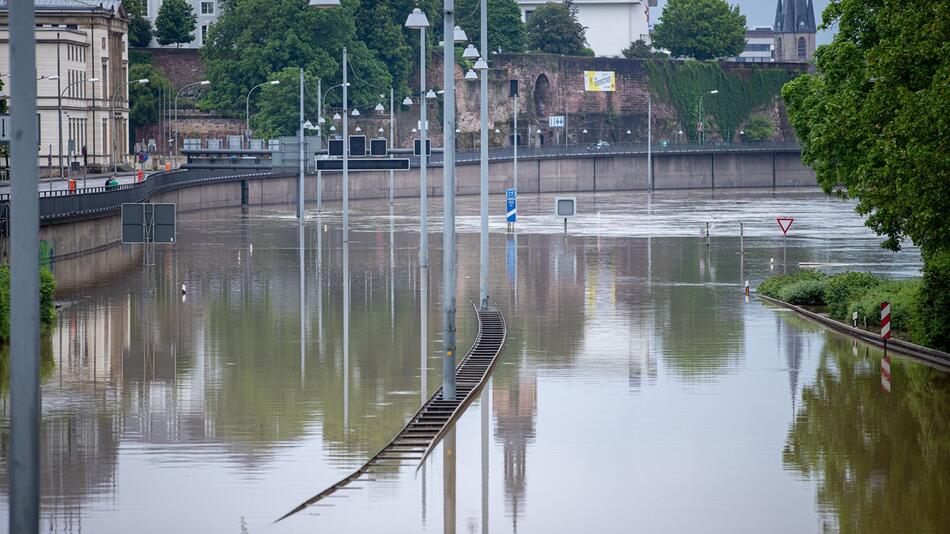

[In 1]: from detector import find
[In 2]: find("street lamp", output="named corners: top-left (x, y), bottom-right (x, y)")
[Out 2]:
top-left (406, 6), bottom-right (432, 268)
top-left (246, 79), bottom-right (280, 146)
top-left (333, 112), bottom-right (342, 120)
top-left (402, 96), bottom-right (413, 106)
top-left (111, 77), bottom-right (149, 173)
top-left (463, 44), bottom-right (479, 60)
top-left (351, 108), bottom-right (360, 117)
top-left (175, 80), bottom-right (210, 157)
top-left (374, 102), bottom-right (385, 112)
top-left (465, 69), bottom-right (478, 81)
top-left (697, 89), bottom-right (719, 144)
top-left (58, 76), bottom-right (99, 181)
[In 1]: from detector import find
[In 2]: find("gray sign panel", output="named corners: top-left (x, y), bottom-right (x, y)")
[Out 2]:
top-left (122, 203), bottom-right (176, 244)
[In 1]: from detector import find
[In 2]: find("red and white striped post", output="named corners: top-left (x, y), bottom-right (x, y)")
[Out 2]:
top-left (880, 301), bottom-right (892, 393)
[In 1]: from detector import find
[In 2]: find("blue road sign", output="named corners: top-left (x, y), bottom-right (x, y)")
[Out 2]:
top-left (506, 188), bottom-right (517, 223)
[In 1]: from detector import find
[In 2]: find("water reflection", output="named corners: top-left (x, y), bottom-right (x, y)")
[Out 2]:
top-left (0, 190), bottom-right (944, 533)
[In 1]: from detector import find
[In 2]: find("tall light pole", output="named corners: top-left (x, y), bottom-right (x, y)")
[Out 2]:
top-left (58, 76), bottom-right (97, 182)
top-left (298, 68), bottom-right (305, 219)
top-left (174, 80), bottom-right (210, 157)
top-left (342, 47), bottom-right (350, 241)
top-left (697, 89), bottom-right (719, 144)
top-left (9, 1), bottom-right (40, 530)
top-left (245, 79), bottom-right (279, 147)
top-left (442, 18), bottom-right (468, 401)
top-left (405, 8), bottom-right (431, 267)
top-left (111, 78), bottom-right (148, 174)
top-left (477, 0), bottom-right (491, 310)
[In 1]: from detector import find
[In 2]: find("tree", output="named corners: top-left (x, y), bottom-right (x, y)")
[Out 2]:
top-left (155, 0), bottom-right (197, 48)
top-left (201, 0), bottom-right (392, 135)
top-left (456, 0), bottom-right (526, 53)
top-left (742, 115), bottom-right (773, 141)
top-left (354, 0), bottom-right (414, 97)
top-left (124, 0), bottom-right (152, 48)
top-left (525, 2), bottom-right (587, 56)
top-left (128, 63), bottom-right (171, 142)
top-left (652, 0), bottom-right (746, 60)
top-left (621, 39), bottom-right (667, 59)
top-left (782, 1), bottom-right (950, 349)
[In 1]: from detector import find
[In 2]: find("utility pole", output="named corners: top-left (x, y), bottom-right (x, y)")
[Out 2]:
top-left (389, 86), bottom-right (395, 205)
top-left (343, 47), bottom-right (350, 242)
top-left (442, 2), bottom-right (458, 401)
top-left (298, 68), bottom-right (305, 219)
top-left (478, 0), bottom-right (489, 309)
top-left (9, 0), bottom-right (41, 531)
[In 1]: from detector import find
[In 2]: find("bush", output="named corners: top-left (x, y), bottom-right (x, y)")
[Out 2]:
top-left (757, 270), bottom-right (827, 300)
top-left (824, 272), bottom-right (882, 321)
top-left (850, 279), bottom-right (922, 335)
top-left (778, 279), bottom-right (827, 306)
top-left (913, 251), bottom-right (950, 352)
top-left (0, 265), bottom-right (57, 344)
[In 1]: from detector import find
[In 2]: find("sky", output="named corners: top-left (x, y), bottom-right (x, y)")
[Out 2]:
top-left (653, 0), bottom-right (836, 45)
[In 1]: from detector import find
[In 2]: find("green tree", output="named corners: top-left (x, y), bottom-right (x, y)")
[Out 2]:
top-left (203, 0), bottom-right (391, 135)
top-left (354, 0), bottom-right (414, 97)
top-left (128, 63), bottom-right (171, 139)
top-left (155, 0), bottom-right (197, 48)
top-left (456, 0), bottom-right (526, 53)
top-left (525, 2), bottom-right (587, 56)
top-left (621, 39), bottom-right (667, 59)
top-left (652, 0), bottom-right (746, 60)
top-left (124, 0), bottom-right (152, 48)
top-left (742, 115), bottom-right (773, 141)
top-left (782, 1), bottom-right (950, 350)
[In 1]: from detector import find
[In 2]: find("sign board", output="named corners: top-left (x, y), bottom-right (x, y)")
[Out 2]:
top-left (316, 158), bottom-right (410, 171)
top-left (776, 217), bottom-right (794, 235)
top-left (349, 135), bottom-right (366, 157)
top-left (370, 138), bottom-right (387, 156)
top-left (506, 188), bottom-right (517, 223)
top-left (555, 197), bottom-right (576, 218)
top-left (584, 71), bottom-right (616, 92)
top-left (0, 114), bottom-right (8, 142)
top-left (328, 138), bottom-right (344, 156)
top-left (122, 203), bottom-right (176, 244)
top-left (548, 116), bottom-right (565, 128)
top-left (880, 301), bottom-right (892, 340)
top-left (414, 139), bottom-right (432, 156)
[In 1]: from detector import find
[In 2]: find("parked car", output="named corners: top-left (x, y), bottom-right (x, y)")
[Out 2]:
top-left (587, 140), bottom-right (610, 152)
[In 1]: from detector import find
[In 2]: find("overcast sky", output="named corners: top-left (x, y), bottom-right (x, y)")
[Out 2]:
top-left (653, 0), bottom-right (836, 45)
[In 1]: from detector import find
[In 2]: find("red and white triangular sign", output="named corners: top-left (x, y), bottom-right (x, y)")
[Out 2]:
top-left (776, 217), bottom-right (795, 235)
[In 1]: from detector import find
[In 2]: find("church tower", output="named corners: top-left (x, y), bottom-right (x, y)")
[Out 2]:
top-left (773, 0), bottom-right (817, 62)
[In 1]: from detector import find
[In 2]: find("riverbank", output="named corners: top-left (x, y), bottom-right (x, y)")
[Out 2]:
top-left (0, 265), bottom-right (57, 343)
top-left (757, 270), bottom-right (948, 353)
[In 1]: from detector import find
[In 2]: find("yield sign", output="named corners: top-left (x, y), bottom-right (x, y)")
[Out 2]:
top-left (776, 217), bottom-right (795, 235)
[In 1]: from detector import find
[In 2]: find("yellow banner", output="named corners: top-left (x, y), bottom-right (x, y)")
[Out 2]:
top-left (584, 71), bottom-right (616, 92)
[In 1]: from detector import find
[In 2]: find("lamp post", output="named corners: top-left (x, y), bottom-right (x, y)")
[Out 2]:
top-left (343, 47), bottom-right (350, 240)
top-left (174, 80), bottom-right (210, 158)
top-left (245, 79), bottom-right (279, 147)
top-left (58, 77), bottom-right (98, 181)
top-left (475, 0), bottom-right (491, 310)
top-left (112, 78), bottom-right (148, 174)
top-left (697, 89), bottom-right (719, 144)
top-left (442, 15), bottom-right (468, 401)
top-left (406, 8), bottom-right (432, 267)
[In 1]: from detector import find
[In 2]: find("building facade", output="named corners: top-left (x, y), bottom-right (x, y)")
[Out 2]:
top-left (147, 0), bottom-right (219, 49)
top-left (773, 0), bottom-right (816, 62)
top-left (519, 0), bottom-right (654, 57)
top-left (0, 0), bottom-right (129, 172)
top-left (735, 27), bottom-right (775, 63)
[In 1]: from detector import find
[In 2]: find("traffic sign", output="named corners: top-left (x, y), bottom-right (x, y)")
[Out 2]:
top-left (548, 116), bottom-right (565, 128)
top-left (506, 188), bottom-right (517, 223)
top-left (880, 301), bottom-right (891, 340)
top-left (776, 217), bottom-right (794, 235)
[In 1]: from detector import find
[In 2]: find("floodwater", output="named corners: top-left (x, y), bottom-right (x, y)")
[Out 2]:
top-left (2, 189), bottom-right (948, 533)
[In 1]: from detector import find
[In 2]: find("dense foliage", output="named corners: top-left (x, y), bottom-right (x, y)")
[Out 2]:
top-left (124, 0), bottom-right (152, 48)
top-left (0, 266), bottom-right (56, 344)
top-left (742, 115), bottom-right (773, 141)
top-left (645, 60), bottom-right (795, 142)
top-left (155, 0), bottom-right (197, 47)
top-left (456, 0), bottom-right (526, 54)
top-left (652, 0), bottom-right (746, 60)
top-left (128, 63), bottom-right (172, 139)
top-left (782, 1), bottom-right (950, 350)
top-left (757, 270), bottom-right (947, 351)
top-left (621, 39), bottom-right (667, 59)
top-left (525, 2), bottom-right (587, 56)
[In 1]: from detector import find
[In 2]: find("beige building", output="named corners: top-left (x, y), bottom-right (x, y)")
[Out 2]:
top-left (0, 0), bottom-right (130, 172)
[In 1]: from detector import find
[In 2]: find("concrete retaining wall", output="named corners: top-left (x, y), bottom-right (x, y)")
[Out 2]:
top-left (37, 150), bottom-right (816, 262)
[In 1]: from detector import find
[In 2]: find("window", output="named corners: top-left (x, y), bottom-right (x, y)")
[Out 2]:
top-left (102, 36), bottom-right (106, 50)
top-left (775, 38), bottom-right (783, 60)
top-left (524, 9), bottom-right (533, 23)
top-left (201, 24), bottom-right (209, 44)
top-left (102, 63), bottom-right (108, 94)
top-left (102, 118), bottom-right (108, 156)
top-left (201, 1), bottom-right (215, 15)
top-left (745, 43), bottom-right (772, 52)
top-left (797, 37), bottom-right (807, 59)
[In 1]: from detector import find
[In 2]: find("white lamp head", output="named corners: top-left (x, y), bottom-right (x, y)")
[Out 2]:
top-left (308, 0), bottom-right (341, 8)
top-left (374, 103), bottom-right (385, 112)
top-left (494, 128), bottom-right (500, 133)
top-left (333, 112), bottom-right (341, 120)
top-left (137, 78), bottom-right (150, 84)
top-left (412, 128), bottom-right (418, 133)
top-left (405, 8), bottom-right (430, 29)
top-left (455, 128), bottom-right (461, 133)
top-left (330, 125), bottom-right (337, 132)
top-left (453, 25), bottom-right (468, 43)
top-left (473, 57), bottom-right (489, 71)
top-left (710, 89), bottom-right (719, 94)
top-left (199, 80), bottom-right (211, 86)
top-left (465, 69), bottom-right (478, 81)
top-left (402, 96), bottom-right (413, 106)
top-left (351, 108), bottom-right (360, 117)
top-left (425, 90), bottom-right (437, 100)
top-left (626, 129), bottom-right (632, 134)
top-left (303, 121), bottom-right (314, 130)
top-left (269, 80), bottom-right (280, 85)
top-left (355, 126), bottom-right (362, 132)
top-left (582, 129), bottom-right (588, 134)
top-left (462, 44), bottom-right (480, 60)
top-left (378, 127), bottom-right (384, 134)
top-left (89, 77), bottom-right (100, 83)
top-left (318, 116), bottom-right (326, 124)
